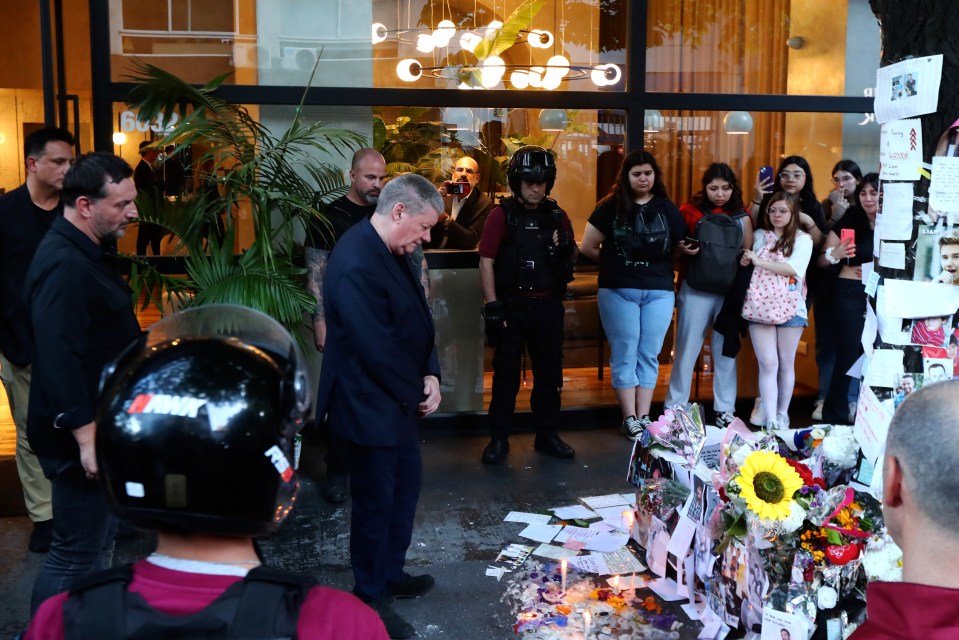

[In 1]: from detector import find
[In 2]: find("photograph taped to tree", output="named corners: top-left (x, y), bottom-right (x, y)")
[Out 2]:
top-left (913, 225), bottom-right (959, 283)
top-left (907, 315), bottom-right (953, 348)
top-left (923, 357), bottom-right (953, 383)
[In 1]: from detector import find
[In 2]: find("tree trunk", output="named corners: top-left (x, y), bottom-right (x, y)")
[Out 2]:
top-left (870, 0), bottom-right (959, 161)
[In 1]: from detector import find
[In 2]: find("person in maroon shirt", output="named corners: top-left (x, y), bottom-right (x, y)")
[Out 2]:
top-left (851, 379), bottom-right (959, 639)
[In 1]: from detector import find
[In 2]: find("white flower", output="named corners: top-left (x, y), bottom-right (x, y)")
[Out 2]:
top-left (817, 585), bottom-right (838, 609)
top-left (781, 501), bottom-right (807, 533)
top-left (822, 426), bottom-right (858, 468)
top-left (862, 535), bottom-right (903, 582)
top-left (731, 445), bottom-right (752, 469)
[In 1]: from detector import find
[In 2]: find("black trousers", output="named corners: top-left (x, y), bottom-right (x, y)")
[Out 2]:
top-left (136, 222), bottom-right (165, 255)
top-left (823, 278), bottom-right (867, 424)
top-left (488, 295), bottom-right (564, 440)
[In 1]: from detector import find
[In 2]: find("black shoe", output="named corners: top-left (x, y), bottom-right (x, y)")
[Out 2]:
top-left (387, 572), bottom-right (435, 599)
top-left (28, 519), bottom-right (54, 553)
top-left (321, 474), bottom-right (348, 504)
top-left (534, 434), bottom-right (575, 459)
top-left (482, 439), bottom-right (509, 464)
top-left (365, 597), bottom-right (416, 639)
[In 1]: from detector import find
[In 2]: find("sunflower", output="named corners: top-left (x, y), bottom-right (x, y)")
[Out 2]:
top-left (735, 451), bottom-right (804, 520)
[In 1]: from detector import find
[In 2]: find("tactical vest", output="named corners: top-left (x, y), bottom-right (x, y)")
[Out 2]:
top-left (493, 197), bottom-right (574, 296)
top-left (62, 564), bottom-right (316, 640)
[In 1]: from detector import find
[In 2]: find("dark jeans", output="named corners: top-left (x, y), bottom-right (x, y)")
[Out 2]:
top-left (823, 279), bottom-right (867, 424)
top-left (31, 456), bottom-right (117, 614)
top-left (349, 434), bottom-right (422, 600)
top-left (488, 295), bottom-right (564, 441)
top-left (812, 292), bottom-right (836, 399)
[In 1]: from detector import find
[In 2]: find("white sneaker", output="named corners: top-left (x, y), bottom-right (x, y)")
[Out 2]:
top-left (776, 413), bottom-right (791, 430)
top-left (812, 399), bottom-right (824, 422)
top-left (848, 402), bottom-right (858, 424)
top-left (715, 411), bottom-right (736, 429)
top-left (750, 398), bottom-right (765, 426)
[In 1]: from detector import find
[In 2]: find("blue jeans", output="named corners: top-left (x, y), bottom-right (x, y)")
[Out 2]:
top-left (598, 288), bottom-right (675, 389)
top-left (31, 456), bottom-right (117, 614)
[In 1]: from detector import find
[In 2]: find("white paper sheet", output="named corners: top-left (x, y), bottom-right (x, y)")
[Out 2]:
top-left (518, 523), bottom-right (563, 543)
top-left (878, 182), bottom-right (915, 240)
top-left (504, 511), bottom-right (553, 525)
top-left (863, 266), bottom-right (879, 297)
top-left (880, 119), bottom-right (923, 181)
top-left (603, 546), bottom-right (647, 574)
top-left (863, 349), bottom-right (905, 388)
top-left (879, 241), bottom-right (906, 269)
top-left (568, 553), bottom-right (611, 575)
top-left (581, 494), bottom-right (630, 509)
top-left (855, 385), bottom-right (894, 463)
top-left (874, 55), bottom-right (943, 123)
top-left (647, 577), bottom-right (687, 602)
top-left (530, 543), bottom-right (580, 560)
top-left (553, 526), bottom-right (599, 544)
top-left (760, 606), bottom-right (811, 640)
top-left (876, 286), bottom-right (910, 345)
top-left (882, 279), bottom-right (959, 318)
top-left (591, 505), bottom-right (633, 522)
top-left (862, 301), bottom-right (878, 358)
top-left (550, 505), bottom-right (598, 520)
top-left (666, 515), bottom-right (697, 559)
top-left (585, 532), bottom-right (630, 553)
top-left (930, 156), bottom-right (959, 214)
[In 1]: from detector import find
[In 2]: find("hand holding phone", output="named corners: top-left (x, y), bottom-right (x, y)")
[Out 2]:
top-left (684, 236), bottom-right (700, 249)
top-left (758, 165), bottom-right (774, 185)
top-left (444, 181), bottom-right (471, 196)
top-left (840, 228), bottom-right (856, 259)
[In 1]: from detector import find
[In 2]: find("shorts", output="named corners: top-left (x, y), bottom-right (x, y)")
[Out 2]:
top-left (779, 313), bottom-right (808, 328)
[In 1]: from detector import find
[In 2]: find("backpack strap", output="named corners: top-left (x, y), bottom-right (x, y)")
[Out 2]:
top-left (229, 566), bottom-right (317, 639)
top-left (63, 565), bottom-right (135, 640)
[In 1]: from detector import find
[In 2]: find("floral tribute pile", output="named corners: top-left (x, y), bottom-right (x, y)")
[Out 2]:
top-left (630, 404), bottom-right (903, 638)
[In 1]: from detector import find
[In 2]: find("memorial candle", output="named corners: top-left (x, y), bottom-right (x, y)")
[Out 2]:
top-left (622, 509), bottom-right (634, 533)
top-left (583, 610), bottom-right (591, 636)
top-left (560, 558), bottom-right (568, 593)
top-left (611, 575), bottom-right (620, 593)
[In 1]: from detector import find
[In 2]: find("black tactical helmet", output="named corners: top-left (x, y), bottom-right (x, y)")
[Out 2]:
top-left (95, 305), bottom-right (311, 538)
top-left (507, 145), bottom-right (556, 196)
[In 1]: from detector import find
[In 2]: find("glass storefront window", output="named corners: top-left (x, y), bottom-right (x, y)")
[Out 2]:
top-left (646, 0), bottom-right (881, 97)
top-left (643, 109), bottom-right (879, 208)
top-left (110, 0), bottom-right (627, 91)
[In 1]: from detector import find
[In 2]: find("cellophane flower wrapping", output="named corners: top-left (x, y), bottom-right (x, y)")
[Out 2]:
top-left (643, 403), bottom-right (706, 466)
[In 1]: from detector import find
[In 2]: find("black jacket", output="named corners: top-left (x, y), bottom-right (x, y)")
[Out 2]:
top-left (0, 184), bottom-right (61, 366)
top-left (426, 188), bottom-right (493, 250)
top-left (713, 264), bottom-right (754, 358)
top-left (24, 216), bottom-right (141, 458)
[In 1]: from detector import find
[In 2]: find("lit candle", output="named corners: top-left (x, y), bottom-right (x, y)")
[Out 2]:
top-left (560, 558), bottom-right (568, 593)
top-left (622, 509), bottom-right (634, 533)
top-left (583, 610), bottom-right (592, 636)
top-left (611, 575), bottom-right (620, 593)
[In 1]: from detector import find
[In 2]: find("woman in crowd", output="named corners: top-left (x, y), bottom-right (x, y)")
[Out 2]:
top-left (665, 163), bottom-right (753, 428)
top-left (580, 151), bottom-right (688, 439)
top-left (811, 159), bottom-right (863, 421)
top-left (749, 155), bottom-right (823, 425)
top-left (741, 193), bottom-right (813, 430)
top-left (817, 173), bottom-right (878, 424)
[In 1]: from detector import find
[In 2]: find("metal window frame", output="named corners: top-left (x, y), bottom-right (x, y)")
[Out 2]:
top-left (90, 0), bottom-right (874, 152)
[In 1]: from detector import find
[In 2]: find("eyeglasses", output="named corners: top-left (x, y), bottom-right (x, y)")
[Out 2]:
top-left (767, 207), bottom-right (792, 215)
top-left (453, 167), bottom-right (478, 174)
top-left (779, 171), bottom-right (805, 181)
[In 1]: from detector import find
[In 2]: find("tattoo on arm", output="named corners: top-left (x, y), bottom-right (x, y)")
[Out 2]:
top-left (305, 247), bottom-right (330, 321)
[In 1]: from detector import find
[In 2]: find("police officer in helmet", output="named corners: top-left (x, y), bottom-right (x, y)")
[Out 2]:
top-left (477, 146), bottom-right (578, 464)
top-left (23, 305), bottom-right (388, 640)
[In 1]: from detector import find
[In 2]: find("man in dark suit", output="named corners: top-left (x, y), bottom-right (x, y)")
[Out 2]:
top-left (426, 156), bottom-right (492, 249)
top-left (315, 173), bottom-right (442, 640)
top-left (133, 141), bottom-right (164, 255)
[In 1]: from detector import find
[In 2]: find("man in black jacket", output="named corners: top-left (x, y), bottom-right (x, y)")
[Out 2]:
top-left (0, 127), bottom-right (74, 552)
top-left (25, 152), bottom-right (141, 613)
top-left (427, 156), bottom-right (493, 249)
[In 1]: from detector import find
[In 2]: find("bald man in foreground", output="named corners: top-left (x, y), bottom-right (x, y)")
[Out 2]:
top-left (851, 378), bottom-right (959, 638)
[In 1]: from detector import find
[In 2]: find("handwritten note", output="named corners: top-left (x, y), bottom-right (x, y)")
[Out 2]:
top-left (863, 349), bottom-right (905, 388)
top-left (581, 494), bottom-right (630, 509)
top-left (855, 385), bottom-right (894, 463)
top-left (874, 55), bottom-right (943, 123)
top-left (504, 511), bottom-right (552, 525)
top-left (930, 156), bottom-right (959, 214)
top-left (879, 119), bottom-right (922, 181)
top-left (878, 241), bottom-right (906, 269)
top-left (878, 182), bottom-right (915, 240)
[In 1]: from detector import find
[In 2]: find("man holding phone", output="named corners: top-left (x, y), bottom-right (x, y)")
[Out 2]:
top-left (427, 156), bottom-right (493, 249)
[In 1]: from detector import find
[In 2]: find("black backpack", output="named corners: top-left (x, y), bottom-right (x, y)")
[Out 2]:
top-left (685, 207), bottom-right (747, 294)
top-left (62, 564), bottom-right (317, 640)
top-left (613, 200), bottom-right (671, 264)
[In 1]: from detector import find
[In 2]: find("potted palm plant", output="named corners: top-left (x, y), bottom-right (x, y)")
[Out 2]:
top-left (123, 62), bottom-right (365, 332)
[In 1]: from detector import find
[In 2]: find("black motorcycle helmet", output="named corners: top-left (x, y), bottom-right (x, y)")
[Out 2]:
top-left (95, 305), bottom-right (311, 538)
top-left (507, 145), bottom-right (556, 196)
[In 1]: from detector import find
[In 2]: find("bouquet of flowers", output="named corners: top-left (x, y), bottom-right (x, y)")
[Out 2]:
top-left (641, 403), bottom-right (707, 466)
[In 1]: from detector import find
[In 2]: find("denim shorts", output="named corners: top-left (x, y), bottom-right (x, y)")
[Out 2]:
top-left (779, 313), bottom-right (808, 328)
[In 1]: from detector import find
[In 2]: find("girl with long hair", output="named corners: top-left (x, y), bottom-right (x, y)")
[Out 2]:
top-left (740, 192), bottom-right (813, 429)
top-left (580, 151), bottom-right (688, 439)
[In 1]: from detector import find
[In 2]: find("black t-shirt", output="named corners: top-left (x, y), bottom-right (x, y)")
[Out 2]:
top-left (588, 196), bottom-right (686, 290)
top-left (305, 196), bottom-right (375, 251)
top-left (831, 205), bottom-right (875, 266)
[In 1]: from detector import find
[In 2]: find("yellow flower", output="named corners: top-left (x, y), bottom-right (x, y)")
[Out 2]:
top-left (735, 451), bottom-right (804, 520)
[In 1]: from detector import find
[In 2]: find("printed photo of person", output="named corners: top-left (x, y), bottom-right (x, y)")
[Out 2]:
top-left (904, 73), bottom-right (918, 97)
top-left (685, 476), bottom-right (706, 523)
top-left (909, 316), bottom-right (951, 349)
top-left (693, 523), bottom-right (716, 581)
top-left (935, 232), bottom-right (959, 285)
top-left (892, 372), bottom-right (923, 409)
top-left (924, 358), bottom-right (953, 384)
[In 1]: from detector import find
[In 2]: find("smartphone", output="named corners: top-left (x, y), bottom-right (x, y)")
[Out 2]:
top-left (684, 236), bottom-right (700, 249)
top-left (759, 165), bottom-right (774, 184)
top-left (445, 181), bottom-right (472, 196)
top-left (841, 228), bottom-right (855, 246)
